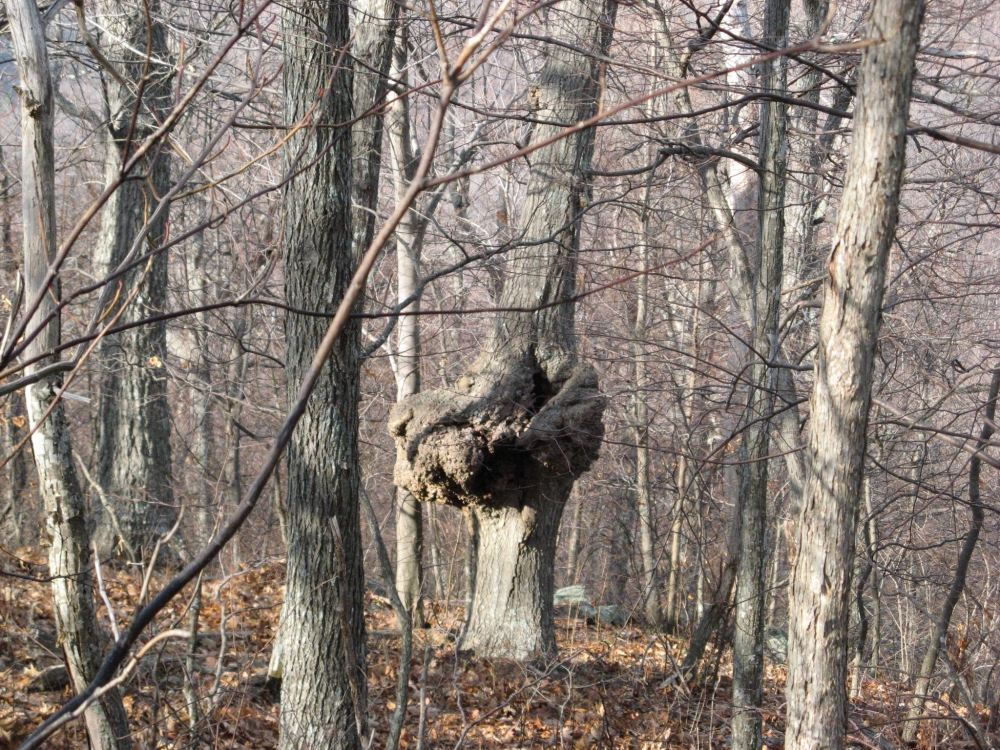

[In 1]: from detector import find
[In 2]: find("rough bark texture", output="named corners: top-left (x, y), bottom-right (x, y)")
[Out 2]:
top-left (785, 3), bottom-right (923, 749)
top-left (279, 2), bottom-right (364, 748)
top-left (390, 0), bottom-right (614, 660)
top-left (93, 0), bottom-right (176, 562)
top-left (6, 0), bottom-right (132, 746)
top-left (901, 368), bottom-right (999, 742)
top-left (731, 2), bottom-right (789, 749)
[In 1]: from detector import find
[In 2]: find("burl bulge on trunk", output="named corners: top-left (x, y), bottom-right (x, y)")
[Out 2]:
top-left (390, 343), bottom-right (605, 660)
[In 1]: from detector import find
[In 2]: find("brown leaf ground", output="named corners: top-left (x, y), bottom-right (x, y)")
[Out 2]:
top-left (0, 555), bottom-right (988, 749)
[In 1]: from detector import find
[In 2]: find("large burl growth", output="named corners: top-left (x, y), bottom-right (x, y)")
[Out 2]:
top-left (391, 342), bottom-right (604, 658)
top-left (391, 0), bottom-right (614, 660)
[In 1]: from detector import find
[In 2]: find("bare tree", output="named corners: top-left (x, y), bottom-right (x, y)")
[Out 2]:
top-left (391, 0), bottom-right (615, 659)
top-left (785, 2), bottom-right (924, 749)
top-left (91, 0), bottom-right (177, 562)
top-left (632, 187), bottom-right (661, 630)
top-left (278, 1), bottom-right (365, 746)
top-left (388, 25), bottom-right (426, 627)
top-left (5, 0), bottom-right (132, 746)
top-left (732, 2), bottom-right (789, 749)
top-left (901, 367), bottom-right (1000, 741)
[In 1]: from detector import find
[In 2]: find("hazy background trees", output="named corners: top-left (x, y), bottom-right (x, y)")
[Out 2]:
top-left (3, 0), bottom-right (1000, 747)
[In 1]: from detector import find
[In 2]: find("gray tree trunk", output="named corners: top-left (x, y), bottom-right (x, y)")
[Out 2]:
top-left (632, 207), bottom-right (661, 630)
top-left (270, 0), bottom-right (398, 687)
top-left (0, 145), bottom-right (28, 543)
top-left (388, 27), bottom-right (426, 627)
top-left (900, 368), bottom-right (999, 742)
top-left (565, 497), bottom-right (584, 586)
top-left (785, 3), bottom-right (923, 749)
top-left (279, 2), bottom-right (365, 747)
top-left (664, 455), bottom-right (685, 631)
top-left (731, 2), bottom-right (789, 749)
top-left (391, 0), bottom-right (614, 660)
top-left (0, 389), bottom-right (28, 540)
top-left (350, 0), bottom-right (398, 261)
top-left (92, 0), bottom-right (176, 563)
top-left (5, 0), bottom-right (132, 746)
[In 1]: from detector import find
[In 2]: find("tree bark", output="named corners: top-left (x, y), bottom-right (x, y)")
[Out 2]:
top-left (900, 368), bottom-right (1000, 742)
top-left (664, 455), bottom-right (685, 631)
top-left (389, 27), bottom-right (426, 628)
top-left (0, 389), bottom-right (28, 540)
top-left (270, 0), bottom-right (398, 690)
top-left (732, 2), bottom-right (789, 749)
top-left (350, 0), bottom-right (398, 261)
top-left (632, 200), bottom-right (661, 630)
top-left (92, 0), bottom-right (176, 563)
top-left (0, 145), bottom-right (28, 543)
top-left (785, 3), bottom-right (923, 749)
top-left (565, 497), bottom-right (584, 586)
top-left (391, 0), bottom-right (614, 660)
top-left (279, 2), bottom-right (364, 747)
top-left (6, 0), bottom-right (132, 746)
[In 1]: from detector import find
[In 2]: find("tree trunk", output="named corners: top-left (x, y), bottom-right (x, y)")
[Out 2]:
top-left (391, 0), bottom-right (615, 660)
top-left (389, 27), bottom-right (426, 628)
top-left (270, 0), bottom-right (398, 692)
top-left (350, 0), bottom-right (398, 261)
top-left (0, 144), bottom-right (28, 543)
top-left (6, 0), bottom-right (132, 746)
top-left (566, 497), bottom-right (583, 586)
top-left (565, 497), bottom-right (584, 586)
top-left (93, 0), bottom-right (176, 563)
top-left (850, 485), bottom-right (874, 700)
top-left (427, 501), bottom-right (445, 599)
top-left (901, 368), bottom-right (999, 742)
top-left (664, 457), bottom-right (685, 631)
top-left (279, 2), bottom-right (364, 747)
top-left (785, 3), bottom-right (923, 749)
top-left (0, 389), bottom-right (28, 540)
top-left (869, 482), bottom-right (881, 681)
top-left (720, 0), bottom-right (755, 222)
top-left (632, 208), bottom-right (661, 630)
top-left (732, 2), bottom-right (789, 749)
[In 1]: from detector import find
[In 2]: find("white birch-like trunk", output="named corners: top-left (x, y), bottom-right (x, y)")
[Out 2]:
top-left (6, 0), bottom-right (132, 746)
top-left (389, 27), bottom-right (426, 627)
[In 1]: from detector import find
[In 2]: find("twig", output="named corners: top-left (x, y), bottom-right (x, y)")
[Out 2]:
top-left (91, 541), bottom-right (120, 641)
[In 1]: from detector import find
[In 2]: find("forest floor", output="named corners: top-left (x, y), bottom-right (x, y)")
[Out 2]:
top-left (0, 553), bottom-right (986, 749)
